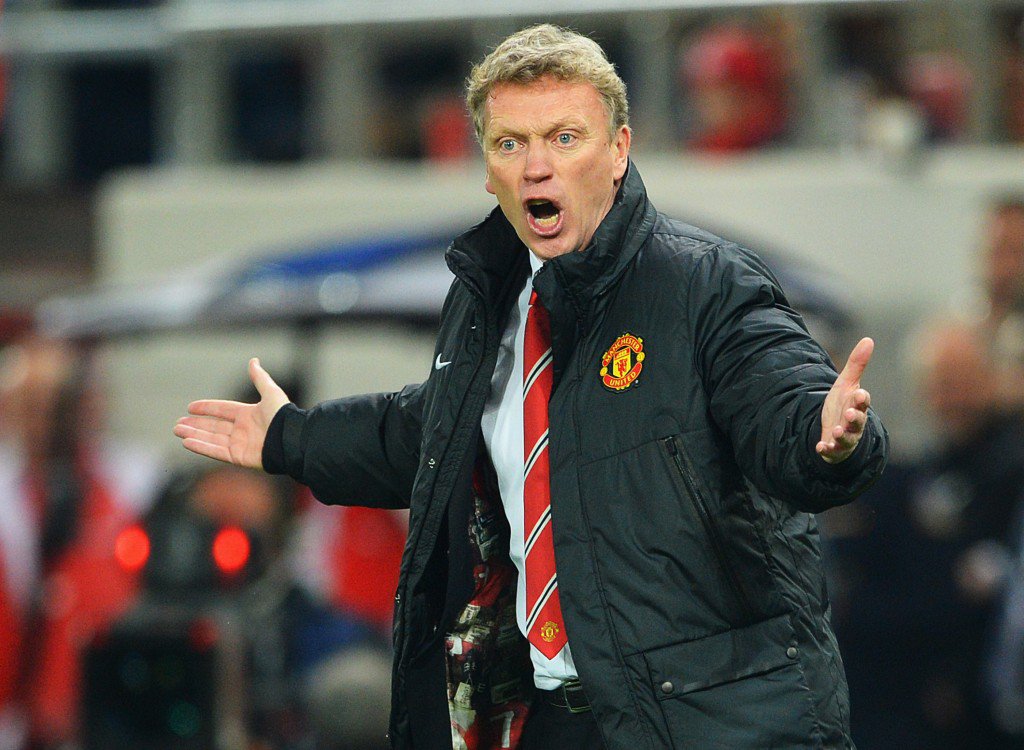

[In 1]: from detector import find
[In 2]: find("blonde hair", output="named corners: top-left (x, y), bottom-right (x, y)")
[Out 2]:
top-left (465, 24), bottom-right (629, 142)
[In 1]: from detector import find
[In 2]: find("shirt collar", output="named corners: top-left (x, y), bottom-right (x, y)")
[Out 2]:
top-left (528, 250), bottom-right (544, 277)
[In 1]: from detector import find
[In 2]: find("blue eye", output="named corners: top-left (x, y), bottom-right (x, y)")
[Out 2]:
top-left (557, 133), bottom-right (574, 145)
top-left (500, 139), bottom-right (517, 152)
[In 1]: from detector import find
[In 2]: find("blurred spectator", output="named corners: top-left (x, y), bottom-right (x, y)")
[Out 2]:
top-left (974, 196), bottom-right (1024, 405)
top-left (905, 321), bottom-right (1024, 749)
top-left (0, 335), bottom-right (158, 749)
top-left (677, 22), bottom-right (790, 153)
top-left (831, 321), bottom-right (1024, 748)
top-left (823, 11), bottom-right (927, 159)
top-left (902, 52), bottom-right (973, 143)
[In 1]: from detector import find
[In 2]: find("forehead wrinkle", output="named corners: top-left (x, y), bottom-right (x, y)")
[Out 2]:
top-left (484, 79), bottom-right (601, 142)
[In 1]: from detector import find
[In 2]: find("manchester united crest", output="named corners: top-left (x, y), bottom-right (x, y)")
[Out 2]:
top-left (540, 621), bottom-right (560, 643)
top-left (600, 333), bottom-right (645, 392)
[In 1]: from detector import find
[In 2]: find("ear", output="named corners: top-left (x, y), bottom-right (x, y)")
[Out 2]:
top-left (485, 168), bottom-right (496, 195)
top-left (611, 126), bottom-right (631, 181)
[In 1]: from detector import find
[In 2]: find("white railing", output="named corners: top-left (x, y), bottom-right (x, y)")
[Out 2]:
top-left (0, 0), bottom-right (909, 58)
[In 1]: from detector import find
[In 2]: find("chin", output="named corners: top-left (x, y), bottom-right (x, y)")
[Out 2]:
top-left (532, 238), bottom-right (578, 260)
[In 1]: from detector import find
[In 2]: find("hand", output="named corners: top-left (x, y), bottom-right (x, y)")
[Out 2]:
top-left (817, 337), bottom-right (873, 465)
top-left (173, 358), bottom-right (290, 470)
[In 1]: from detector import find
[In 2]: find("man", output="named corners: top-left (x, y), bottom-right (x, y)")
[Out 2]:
top-left (174, 24), bottom-right (887, 750)
top-left (977, 196), bottom-right (1024, 405)
top-left (0, 336), bottom-right (158, 748)
top-left (833, 321), bottom-right (1021, 749)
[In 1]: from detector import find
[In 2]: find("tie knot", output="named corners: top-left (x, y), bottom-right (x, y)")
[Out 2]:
top-left (529, 289), bottom-right (539, 307)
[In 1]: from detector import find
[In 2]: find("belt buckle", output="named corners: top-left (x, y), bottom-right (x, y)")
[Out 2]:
top-left (560, 678), bottom-right (591, 714)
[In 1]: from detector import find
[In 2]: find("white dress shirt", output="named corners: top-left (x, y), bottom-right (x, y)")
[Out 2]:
top-left (480, 251), bottom-right (579, 690)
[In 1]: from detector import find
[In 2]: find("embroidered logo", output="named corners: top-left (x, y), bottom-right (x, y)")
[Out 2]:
top-left (540, 621), bottom-right (560, 643)
top-left (600, 333), bottom-right (645, 392)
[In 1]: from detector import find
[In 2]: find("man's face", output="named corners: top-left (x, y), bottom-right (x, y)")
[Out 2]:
top-left (920, 326), bottom-right (993, 445)
top-left (482, 76), bottom-right (630, 261)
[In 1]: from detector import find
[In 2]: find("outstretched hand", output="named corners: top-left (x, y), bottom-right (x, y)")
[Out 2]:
top-left (817, 337), bottom-right (874, 465)
top-left (172, 358), bottom-right (290, 470)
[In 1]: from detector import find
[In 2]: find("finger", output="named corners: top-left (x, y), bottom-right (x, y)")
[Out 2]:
top-left (833, 423), bottom-right (861, 446)
top-left (817, 439), bottom-right (842, 458)
top-left (188, 399), bottom-right (244, 420)
top-left (843, 388), bottom-right (871, 412)
top-left (827, 409), bottom-right (865, 441)
top-left (176, 415), bottom-right (234, 435)
top-left (836, 429), bottom-right (862, 449)
top-left (837, 337), bottom-right (874, 387)
top-left (181, 437), bottom-right (233, 463)
top-left (249, 357), bottom-right (282, 401)
top-left (842, 407), bottom-right (868, 433)
top-left (817, 435), bottom-right (859, 464)
top-left (173, 423), bottom-right (231, 448)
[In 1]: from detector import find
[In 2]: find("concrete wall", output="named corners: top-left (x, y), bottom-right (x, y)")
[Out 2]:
top-left (94, 148), bottom-right (1024, 462)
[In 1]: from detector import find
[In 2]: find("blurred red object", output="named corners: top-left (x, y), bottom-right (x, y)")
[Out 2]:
top-left (422, 94), bottom-right (473, 163)
top-left (903, 52), bottom-right (973, 141)
top-left (212, 526), bottom-right (251, 575)
top-left (294, 496), bottom-right (406, 633)
top-left (330, 506), bottom-right (405, 629)
top-left (679, 25), bottom-right (789, 153)
top-left (0, 470), bottom-right (142, 745)
top-left (113, 524), bottom-right (150, 573)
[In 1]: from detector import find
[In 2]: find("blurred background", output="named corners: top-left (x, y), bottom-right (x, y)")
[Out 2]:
top-left (2, 0), bottom-right (1024, 748)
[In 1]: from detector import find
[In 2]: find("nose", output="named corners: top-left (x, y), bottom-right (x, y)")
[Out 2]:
top-left (523, 142), bottom-right (553, 183)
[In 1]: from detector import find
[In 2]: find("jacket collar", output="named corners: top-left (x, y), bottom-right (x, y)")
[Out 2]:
top-left (445, 159), bottom-right (657, 312)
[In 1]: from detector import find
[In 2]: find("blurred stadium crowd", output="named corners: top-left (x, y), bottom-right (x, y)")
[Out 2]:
top-left (1, 1), bottom-right (1024, 749)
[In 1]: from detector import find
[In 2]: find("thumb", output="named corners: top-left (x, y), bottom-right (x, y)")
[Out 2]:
top-left (249, 357), bottom-right (284, 402)
top-left (838, 337), bottom-right (874, 386)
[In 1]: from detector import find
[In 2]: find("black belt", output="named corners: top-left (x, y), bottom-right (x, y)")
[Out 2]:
top-left (538, 678), bottom-right (591, 713)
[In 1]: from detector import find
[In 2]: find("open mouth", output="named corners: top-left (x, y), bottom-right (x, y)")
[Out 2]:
top-left (526, 199), bottom-right (563, 236)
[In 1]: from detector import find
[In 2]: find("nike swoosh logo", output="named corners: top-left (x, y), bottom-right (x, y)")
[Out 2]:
top-left (435, 354), bottom-right (452, 370)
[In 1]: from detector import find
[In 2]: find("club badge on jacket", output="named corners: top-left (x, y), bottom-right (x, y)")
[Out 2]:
top-left (600, 333), bottom-right (646, 392)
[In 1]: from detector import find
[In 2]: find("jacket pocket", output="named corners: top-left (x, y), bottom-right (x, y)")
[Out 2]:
top-left (661, 435), bottom-right (756, 624)
top-left (643, 613), bottom-right (819, 749)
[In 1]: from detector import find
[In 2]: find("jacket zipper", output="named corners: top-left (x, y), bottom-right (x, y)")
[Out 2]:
top-left (394, 309), bottom-right (487, 645)
top-left (662, 436), bottom-right (756, 624)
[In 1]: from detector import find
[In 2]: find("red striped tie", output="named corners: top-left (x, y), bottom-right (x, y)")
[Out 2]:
top-left (522, 290), bottom-right (567, 658)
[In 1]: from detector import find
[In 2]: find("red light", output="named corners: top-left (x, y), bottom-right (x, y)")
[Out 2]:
top-left (212, 527), bottom-right (250, 575)
top-left (114, 525), bottom-right (150, 572)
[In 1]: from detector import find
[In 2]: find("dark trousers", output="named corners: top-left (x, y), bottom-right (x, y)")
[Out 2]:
top-left (520, 694), bottom-right (605, 750)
